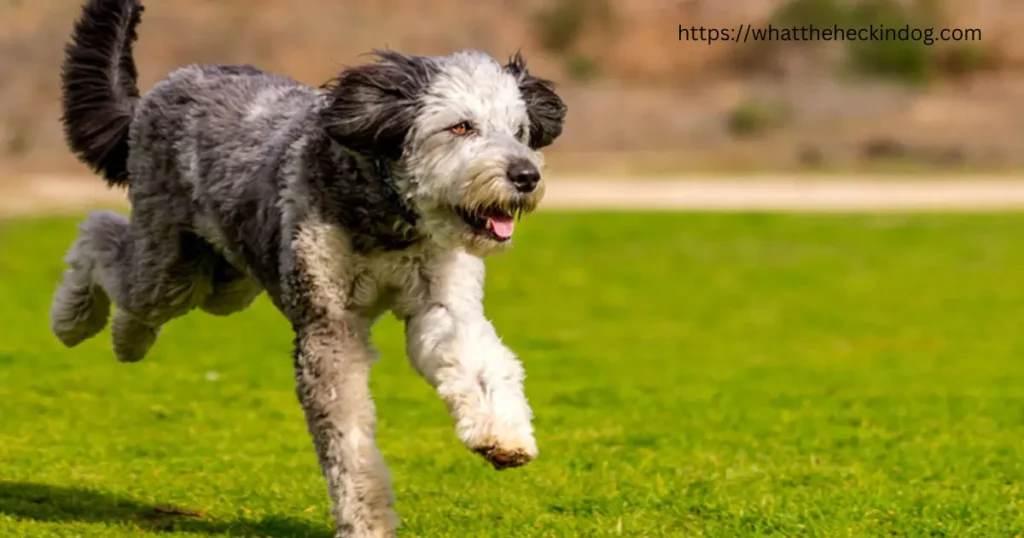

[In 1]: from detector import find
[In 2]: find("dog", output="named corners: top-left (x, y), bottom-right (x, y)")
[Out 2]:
top-left (50, 0), bottom-right (566, 535)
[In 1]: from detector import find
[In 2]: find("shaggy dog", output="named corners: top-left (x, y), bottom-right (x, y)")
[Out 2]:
top-left (50, 0), bottom-right (566, 535)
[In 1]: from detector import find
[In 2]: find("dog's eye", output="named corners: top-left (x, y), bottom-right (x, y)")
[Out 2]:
top-left (449, 121), bottom-right (473, 136)
top-left (515, 126), bottom-right (525, 140)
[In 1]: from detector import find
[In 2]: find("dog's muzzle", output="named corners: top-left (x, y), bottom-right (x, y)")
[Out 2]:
top-left (451, 162), bottom-right (542, 242)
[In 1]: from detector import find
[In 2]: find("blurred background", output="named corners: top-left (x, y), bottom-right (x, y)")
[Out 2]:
top-left (1, 0), bottom-right (1023, 178)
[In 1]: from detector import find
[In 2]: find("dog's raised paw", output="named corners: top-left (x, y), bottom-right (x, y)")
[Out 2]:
top-left (473, 445), bottom-right (534, 470)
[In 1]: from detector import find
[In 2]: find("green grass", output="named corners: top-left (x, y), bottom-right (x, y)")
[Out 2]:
top-left (2, 212), bottom-right (1024, 537)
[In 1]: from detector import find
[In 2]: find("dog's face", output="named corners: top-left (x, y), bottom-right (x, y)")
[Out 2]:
top-left (321, 50), bottom-right (566, 257)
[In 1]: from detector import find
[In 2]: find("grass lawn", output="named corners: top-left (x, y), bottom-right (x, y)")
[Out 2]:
top-left (2, 212), bottom-right (1024, 537)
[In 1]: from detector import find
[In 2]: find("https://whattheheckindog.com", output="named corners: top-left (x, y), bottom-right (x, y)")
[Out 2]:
top-left (679, 23), bottom-right (981, 46)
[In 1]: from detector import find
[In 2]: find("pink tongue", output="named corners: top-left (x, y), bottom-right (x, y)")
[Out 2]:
top-left (486, 216), bottom-right (515, 238)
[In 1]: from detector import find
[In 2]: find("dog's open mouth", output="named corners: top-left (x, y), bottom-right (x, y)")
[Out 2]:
top-left (454, 204), bottom-right (523, 242)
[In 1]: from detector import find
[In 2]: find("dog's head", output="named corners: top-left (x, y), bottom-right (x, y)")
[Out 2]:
top-left (320, 50), bottom-right (566, 257)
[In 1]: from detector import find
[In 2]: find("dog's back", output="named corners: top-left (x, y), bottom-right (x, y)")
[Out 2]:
top-left (128, 63), bottom-right (318, 191)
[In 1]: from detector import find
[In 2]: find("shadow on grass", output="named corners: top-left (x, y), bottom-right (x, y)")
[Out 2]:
top-left (0, 481), bottom-right (332, 537)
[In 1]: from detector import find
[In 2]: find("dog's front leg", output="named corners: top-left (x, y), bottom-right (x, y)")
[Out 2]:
top-left (402, 254), bottom-right (536, 469)
top-left (285, 220), bottom-right (397, 537)
top-left (405, 306), bottom-right (537, 469)
top-left (294, 318), bottom-right (398, 537)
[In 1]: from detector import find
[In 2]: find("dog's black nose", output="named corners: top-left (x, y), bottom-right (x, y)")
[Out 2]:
top-left (507, 160), bottom-right (540, 192)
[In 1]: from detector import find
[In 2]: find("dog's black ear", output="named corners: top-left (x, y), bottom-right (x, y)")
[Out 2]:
top-left (320, 51), bottom-right (438, 159)
top-left (506, 51), bottom-right (567, 150)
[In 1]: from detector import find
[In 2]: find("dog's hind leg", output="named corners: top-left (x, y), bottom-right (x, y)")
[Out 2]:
top-left (50, 211), bottom-right (124, 347)
top-left (106, 224), bottom-right (215, 363)
top-left (108, 310), bottom-right (160, 363)
top-left (49, 211), bottom-right (177, 364)
top-left (52, 208), bottom-right (218, 363)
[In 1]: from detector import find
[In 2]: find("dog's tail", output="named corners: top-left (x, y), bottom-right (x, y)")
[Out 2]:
top-left (60, 0), bottom-right (145, 187)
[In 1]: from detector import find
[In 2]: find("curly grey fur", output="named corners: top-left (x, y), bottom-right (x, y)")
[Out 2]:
top-left (51, 1), bottom-right (566, 536)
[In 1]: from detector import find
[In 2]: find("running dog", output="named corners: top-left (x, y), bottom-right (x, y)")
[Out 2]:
top-left (51, 0), bottom-right (566, 535)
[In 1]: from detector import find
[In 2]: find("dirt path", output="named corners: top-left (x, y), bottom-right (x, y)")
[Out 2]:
top-left (5, 174), bottom-right (1024, 218)
top-left (545, 175), bottom-right (1024, 211)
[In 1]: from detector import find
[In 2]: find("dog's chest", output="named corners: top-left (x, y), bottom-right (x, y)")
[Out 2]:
top-left (345, 250), bottom-right (425, 316)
